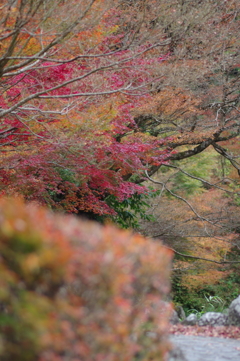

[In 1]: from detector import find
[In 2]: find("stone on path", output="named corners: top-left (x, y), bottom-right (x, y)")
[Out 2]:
top-left (227, 295), bottom-right (240, 326)
top-left (182, 313), bottom-right (198, 326)
top-left (198, 312), bottom-right (228, 326)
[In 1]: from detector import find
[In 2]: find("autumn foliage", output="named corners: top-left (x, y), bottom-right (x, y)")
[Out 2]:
top-left (0, 0), bottom-right (239, 221)
top-left (0, 0), bottom-right (173, 217)
top-left (0, 197), bottom-right (173, 361)
top-left (0, 0), bottom-right (239, 329)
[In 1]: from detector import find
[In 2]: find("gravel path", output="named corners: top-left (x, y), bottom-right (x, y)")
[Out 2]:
top-left (168, 335), bottom-right (240, 361)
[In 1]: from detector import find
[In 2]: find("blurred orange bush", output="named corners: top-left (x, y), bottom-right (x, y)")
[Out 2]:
top-left (0, 197), bottom-right (172, 361)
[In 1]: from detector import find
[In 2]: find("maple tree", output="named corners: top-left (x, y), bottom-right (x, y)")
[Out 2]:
top-left (0, 1), bottom-right (239, 253)
top-left (125, 0), bottom-right (239, 306)
top-left (135, 0), bottom-right (240, 256)
top-left (0, 0), bottom-right (174, 217)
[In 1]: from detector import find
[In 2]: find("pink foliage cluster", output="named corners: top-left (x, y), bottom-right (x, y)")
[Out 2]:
top-left (0, 12), bottom-right (171, 215)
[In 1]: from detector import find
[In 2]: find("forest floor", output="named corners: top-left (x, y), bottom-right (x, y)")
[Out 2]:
top-left (168, 325), bottom-right (240, 361)
top-left (169, 324), bottom-right (240, 339)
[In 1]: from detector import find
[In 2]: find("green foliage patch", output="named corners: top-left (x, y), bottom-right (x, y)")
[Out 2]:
top-left (106, 190), bottom-right (158, 229)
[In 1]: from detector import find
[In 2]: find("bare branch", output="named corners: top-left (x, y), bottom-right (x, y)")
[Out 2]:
top-left (213, 142), bottom-right (240, 175)
top-left (144, 170), bottom-right (233, 234)
top-left (166, 246), bottom-right (240, 265)
top-left (165, 164), bottom-right (240, 196)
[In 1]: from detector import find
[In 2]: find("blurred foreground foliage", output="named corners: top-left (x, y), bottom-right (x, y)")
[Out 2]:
top-left (0, 197), bottom-right (172, 361)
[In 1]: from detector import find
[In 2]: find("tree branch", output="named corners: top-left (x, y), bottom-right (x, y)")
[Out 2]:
top-left (166, 246), bottom-right (240, 264)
